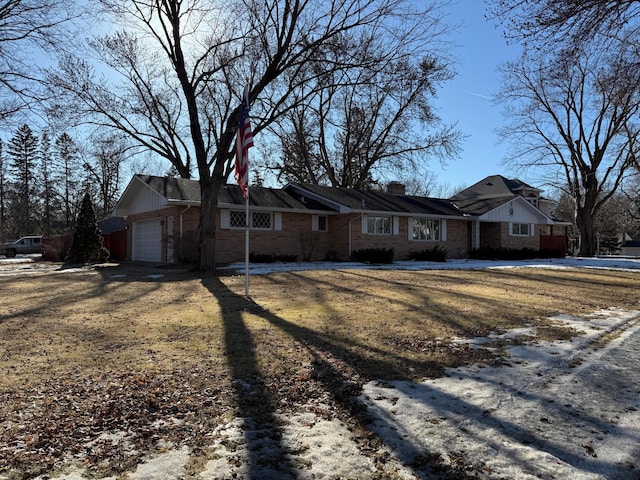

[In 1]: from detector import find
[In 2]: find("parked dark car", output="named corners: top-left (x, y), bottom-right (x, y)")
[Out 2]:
top-left (0, 236), bottom-right (43, 258)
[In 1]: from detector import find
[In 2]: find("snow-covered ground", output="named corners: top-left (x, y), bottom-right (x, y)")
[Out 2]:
top-left (2, 255), bottom-right (639, 479)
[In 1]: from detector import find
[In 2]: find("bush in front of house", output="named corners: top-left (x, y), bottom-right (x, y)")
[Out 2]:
top-left (249, 253), bottom-right (298, 263)
top-left (66, 193), bottom-right (110, 264)
top-left (469, 247), bottom-right (564, 260)
top-left (350, 247), bottom-right (394, 264)
top-left (408, 245), bottom-right (447, 262)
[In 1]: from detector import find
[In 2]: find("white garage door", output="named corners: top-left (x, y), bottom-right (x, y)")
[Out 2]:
top-left (133, 218), bottom-right (162, 262)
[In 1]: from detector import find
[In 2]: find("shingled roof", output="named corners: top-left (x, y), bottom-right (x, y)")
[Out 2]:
top-left (134, 174), bottom-right (312, 210)
top-left (136, 175), bottom-right (201, 203)
top-left (285, 183), bottom-right (465, 217)
top-left (449, 175), bottom-right (541, 215)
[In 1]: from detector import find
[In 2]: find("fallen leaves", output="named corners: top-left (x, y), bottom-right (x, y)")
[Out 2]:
top-left (0, 369), bottom-right (232, 477)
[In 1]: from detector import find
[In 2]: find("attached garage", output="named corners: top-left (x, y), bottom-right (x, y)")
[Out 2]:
top-left (132, 218), bottom-right (162, 262)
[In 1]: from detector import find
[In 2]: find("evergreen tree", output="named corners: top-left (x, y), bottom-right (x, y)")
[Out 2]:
top-left (39, 131), bottom-right (57, 234)
top-left (0, 139), bottom-right (9, 241)
top-left (7, 124), bottom-right (39, 234)
top-left (66, 192), bottom-right (109, 264)
top-left (54, 132), bottom-right (82, 230)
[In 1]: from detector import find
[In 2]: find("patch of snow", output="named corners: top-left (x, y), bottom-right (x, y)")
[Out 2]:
top-left (361, 309), bottom-right (640, 479)
top-left (219, 256), bottom-right (640, 275)
top-left (128, 447), bottom-right (190, 480)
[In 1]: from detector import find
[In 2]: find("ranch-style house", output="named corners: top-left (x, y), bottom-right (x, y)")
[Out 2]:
top-left (112, 174), bottom-right (568, 264)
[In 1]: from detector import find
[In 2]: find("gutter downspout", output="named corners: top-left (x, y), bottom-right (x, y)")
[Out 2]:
top-left (179, 205), bottom-right (191, 260)
top-left (349, 213), bottom-right (363, 258)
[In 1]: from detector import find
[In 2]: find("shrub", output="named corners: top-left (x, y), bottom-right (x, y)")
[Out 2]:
top-left (249, 253), bottom-right (297, 263)
top-left (66, 193), bottom-right (110, 264)
top-left (408, 245), bottom-right (447, 262)
top-left (350, 247), bottom-right (394, 264)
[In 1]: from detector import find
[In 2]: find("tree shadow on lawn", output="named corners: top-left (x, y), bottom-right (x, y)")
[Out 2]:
top-left (200, 274), bottom-right (632, 478)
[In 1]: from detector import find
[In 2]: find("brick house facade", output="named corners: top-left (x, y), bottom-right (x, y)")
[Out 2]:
top-left (113, 174), bottom-right (565, 264)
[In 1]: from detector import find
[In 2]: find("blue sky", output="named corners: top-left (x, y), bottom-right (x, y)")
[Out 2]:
top-left (431, 1), bottom-right (523, 191)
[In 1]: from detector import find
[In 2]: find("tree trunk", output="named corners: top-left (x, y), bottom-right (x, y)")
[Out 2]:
top-left (199, 178), bottom-right (222, 271)
top-left (575, 187), bottom-right (598, 257)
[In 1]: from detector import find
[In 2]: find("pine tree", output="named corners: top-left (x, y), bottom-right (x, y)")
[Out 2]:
top-left (7, 124), bottom-right (39, 234)
top-left (39, 131), bottom-right (56, 234)
top-left (54, 133), bottom-right (82, 230)
top-left (0, 139), bottom-right (9, 241)
top-left (66, 192), bottom-right (109, 264)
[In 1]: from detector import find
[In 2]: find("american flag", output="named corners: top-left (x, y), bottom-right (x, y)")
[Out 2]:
top-left (235, 88), bottom-right (253, 198)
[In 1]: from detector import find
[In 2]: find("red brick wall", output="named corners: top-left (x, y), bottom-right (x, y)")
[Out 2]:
top-left (500, 223), bottom-right (540, 250)
top-left (126, 208), bottom-right (476, 264)
top-left (338, 215), bottom-right (469, 260)
top-left (480, 222), bottom-right (541, 250)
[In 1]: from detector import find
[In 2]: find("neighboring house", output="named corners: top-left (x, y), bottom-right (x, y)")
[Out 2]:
top-left (449, 175), bottom-right (569, 253)
top-left (113, 174), bottom-right (567, 264)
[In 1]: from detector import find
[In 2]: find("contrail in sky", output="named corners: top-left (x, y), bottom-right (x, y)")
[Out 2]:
top-left (466, 91), bottom-right (492, 100)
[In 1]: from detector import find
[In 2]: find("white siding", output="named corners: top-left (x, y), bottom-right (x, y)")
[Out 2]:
top-left (483, 200), bottom-right (548, 224)
top-left (128, 187), bottom-right (167, 215)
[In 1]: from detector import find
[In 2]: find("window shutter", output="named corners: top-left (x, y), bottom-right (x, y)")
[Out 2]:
top-left (530, 224), bottom-right (535, 236)
top-left (312, 215), bottom-right (319, 231)
top-left (393, 216), bottom-right (399, 235)
top-left (274, 212), bottom-right (282, 231)
top-left (361, 215), bottom-right (368, 234)
top-left (220, 210), bottom-right (230, 229)
top-left (408, 218), bottom-right (413, 240)
top-left (441, 219), bottom-right (447, 241)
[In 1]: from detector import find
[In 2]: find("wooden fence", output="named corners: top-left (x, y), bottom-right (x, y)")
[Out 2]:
top-left (42, 230), bottom-right (127, 261)
top-left (540, 235), bottom-right (567, 255)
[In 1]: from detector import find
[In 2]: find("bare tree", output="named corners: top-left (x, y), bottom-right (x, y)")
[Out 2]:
top-left (488, 0), bottom-right (640, 48)
top-left (0, 0), bottom-right (77, 121)
top-left (498, 48), bottom-right (640, 256)
top-left (47, 0), bottom-right (457, 270)
top-left (268, 21), bottom-right (460, 189)
top-left (84, 132), bottom-right (130, 219)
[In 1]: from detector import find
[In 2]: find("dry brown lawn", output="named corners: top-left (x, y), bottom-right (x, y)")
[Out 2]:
top-left (1, 263), bottom-right (639, 478)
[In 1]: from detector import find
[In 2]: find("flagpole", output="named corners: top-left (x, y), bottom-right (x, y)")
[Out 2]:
top-left (244, 184), bottom-right (250, 298)
top-left (234, 85), bottom-right (253, 298)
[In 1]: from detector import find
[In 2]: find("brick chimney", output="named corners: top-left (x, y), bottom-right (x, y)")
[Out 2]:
top-left (387, 181), bottom-right (406, 196)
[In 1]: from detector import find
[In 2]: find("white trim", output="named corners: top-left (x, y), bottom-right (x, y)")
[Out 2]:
top-left (510, 222), bottom-right (531, 237)
top-left (312, 214), bottom-right (328, 232)
top-left (220, 210), bottom-right (230, 229)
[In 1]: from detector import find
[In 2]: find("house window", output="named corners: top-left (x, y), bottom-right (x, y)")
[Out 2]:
top-left (312, 215), bottom-right (328, 232)
top-left (229, 210), bottom-right (272, 229)
top-left (252, 212), bottom-right (272, 229)
top-left (412, 218), bottom-right (440, 241)
top-left (511, 223), bottom-right (530, 236)
top-left (230, 210), bottom-right (247, 228)
top-left (367, 215), bottom-right (391, 235)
